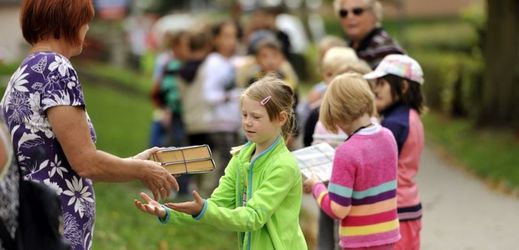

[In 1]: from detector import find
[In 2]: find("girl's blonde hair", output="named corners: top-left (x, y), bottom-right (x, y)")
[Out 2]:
top-left (241, 75), bottom-right (295, 141)
top-left (320, 72), bottom-right (375, 133)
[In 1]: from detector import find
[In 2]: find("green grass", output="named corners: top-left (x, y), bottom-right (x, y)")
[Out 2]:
top-left (423, 112), bottom-right (519, 190)
top-left (80, 77), bottom-right (237, 250)
top-left (1, 63), bottom-right (20, 89)
top-left (76, 61), bottom-right (152, 96)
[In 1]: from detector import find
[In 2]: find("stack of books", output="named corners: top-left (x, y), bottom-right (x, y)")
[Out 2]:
top-left (150, 145), bottom-right (216, 175)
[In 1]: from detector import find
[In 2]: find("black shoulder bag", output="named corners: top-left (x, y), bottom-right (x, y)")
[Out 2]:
top-left (0, 175), bottom-right (70, 250)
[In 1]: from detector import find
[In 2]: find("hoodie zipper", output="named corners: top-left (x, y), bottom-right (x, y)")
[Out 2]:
top-left (244, 136), bottom-right (281, 250)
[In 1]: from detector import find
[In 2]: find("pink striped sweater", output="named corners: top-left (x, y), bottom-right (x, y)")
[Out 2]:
top-left (312, 124), bottom-right (401, 248)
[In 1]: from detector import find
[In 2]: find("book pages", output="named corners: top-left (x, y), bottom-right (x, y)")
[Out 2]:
top-left (292, 143), bottom-right (335, 182)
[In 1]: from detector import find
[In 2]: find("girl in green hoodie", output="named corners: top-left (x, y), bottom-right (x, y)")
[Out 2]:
top-left (135, 76), bottom-right (308, 250)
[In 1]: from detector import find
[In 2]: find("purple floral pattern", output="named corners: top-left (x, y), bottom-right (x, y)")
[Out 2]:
top-left (1, 52), bottom-right (96, 250)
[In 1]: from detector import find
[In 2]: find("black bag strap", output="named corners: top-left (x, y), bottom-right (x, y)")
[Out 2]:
top-left (0, 220), bottom-right (16, 250)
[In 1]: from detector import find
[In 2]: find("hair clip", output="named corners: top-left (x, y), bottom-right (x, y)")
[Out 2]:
top-left (260, 95), bottom-right (272, 106)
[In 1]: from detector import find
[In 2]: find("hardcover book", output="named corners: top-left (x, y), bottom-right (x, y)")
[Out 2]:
top-left (150, 145), bottom-right (216, 175)
top-left (292, 143), bottom-right (335, 182)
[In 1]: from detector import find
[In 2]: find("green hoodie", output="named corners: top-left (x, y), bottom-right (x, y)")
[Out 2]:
top-left (161, 137), bottom-right (307, 250)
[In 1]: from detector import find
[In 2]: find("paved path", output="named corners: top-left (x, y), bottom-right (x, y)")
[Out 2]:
top-left (302, 146), bottom-right (519, 250)
top-left (418, 147), bottom-right (519, 250)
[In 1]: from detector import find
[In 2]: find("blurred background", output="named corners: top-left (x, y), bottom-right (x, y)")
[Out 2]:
top-left (1, 0), bottom-right (518, 249)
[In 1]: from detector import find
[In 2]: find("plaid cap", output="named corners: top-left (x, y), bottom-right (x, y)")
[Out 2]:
top-left (364, 54), bottom-right (424, 84)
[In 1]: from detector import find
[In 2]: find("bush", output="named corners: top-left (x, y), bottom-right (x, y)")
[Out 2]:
top-left (412, 51), bottom-right (483, 119)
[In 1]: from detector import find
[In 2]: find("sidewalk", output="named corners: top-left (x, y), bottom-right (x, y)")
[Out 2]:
top-left (418, 147), bottom-right (519, 250)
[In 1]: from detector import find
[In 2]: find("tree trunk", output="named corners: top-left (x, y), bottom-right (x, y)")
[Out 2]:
top-left (479, 0), bottom-right (519, 129)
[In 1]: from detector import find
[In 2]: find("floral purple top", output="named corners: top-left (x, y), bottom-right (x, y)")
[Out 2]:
top-left (0, 52), bottom-right (97, 250)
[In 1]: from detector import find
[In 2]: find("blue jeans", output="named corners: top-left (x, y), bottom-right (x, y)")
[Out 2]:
top-left (149, 120), bottom-right (166, 147)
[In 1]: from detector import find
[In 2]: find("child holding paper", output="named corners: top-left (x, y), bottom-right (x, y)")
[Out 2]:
top-left (135, 76), bottom-right (307, 250)
top-left (303, 73), bottom-right (400, 250)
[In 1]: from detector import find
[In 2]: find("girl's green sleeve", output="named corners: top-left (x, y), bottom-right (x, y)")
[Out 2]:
top-left (163, 156), bottom-right (239, 225)
top-left (194, 163), bottom-right (297, 232)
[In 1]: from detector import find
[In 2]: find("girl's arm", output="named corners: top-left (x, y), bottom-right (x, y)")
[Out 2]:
top-left (311, 152), bottom-right (354, 220)
top-left (135, 156), bottom-right (240, 225)
top-left (166, 162), bottom-right (299, 232)
top-left (312, 182), bottom-right (352, 220)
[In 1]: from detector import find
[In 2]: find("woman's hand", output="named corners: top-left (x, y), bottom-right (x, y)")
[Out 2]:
top-left (303, 177), bottom-right (319, 194)
top-left (164, 190), bottom-right (204, 216)
top-left (132, 147), bottom-right (160, 160)
top-left (137, 159), bottom-right (179, 201)
top-left (132, 147), bottom-right (179, 200)
top-left (134, 192), bottom-right (166, 218)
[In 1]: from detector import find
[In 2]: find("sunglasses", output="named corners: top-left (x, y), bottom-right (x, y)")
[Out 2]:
top-left (339, 7), bottom-right (366, 18)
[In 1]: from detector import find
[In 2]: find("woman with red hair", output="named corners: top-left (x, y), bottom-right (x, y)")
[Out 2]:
top-left (0, 1), bottom-right (178, 249)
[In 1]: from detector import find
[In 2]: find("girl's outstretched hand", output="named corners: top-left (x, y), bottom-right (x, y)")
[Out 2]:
top-left (164, 190), bottom-right (204, 216)
top-left (134, 192), bottom-right (167, 218)
top-left (303, 177), bottom-right (319, 194)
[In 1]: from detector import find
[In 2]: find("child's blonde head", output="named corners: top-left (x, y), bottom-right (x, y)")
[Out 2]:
top-left (332, 59), bottom-right (372, 77)
top-left (321, 47), bottom-right (361, 77)
top-left (318, 36), bottom-right (346, 62)
top-left (242, 75), bottom-right (295, 141)
top-left (320, 72), bottom-right (375, 133)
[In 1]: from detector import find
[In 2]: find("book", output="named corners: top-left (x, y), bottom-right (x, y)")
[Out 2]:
top-left (150, 145), bottom-right (216, 175)
top-left (292, 143), bottom-right (335, 182)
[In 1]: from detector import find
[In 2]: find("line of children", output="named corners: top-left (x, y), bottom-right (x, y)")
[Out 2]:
top-left (145, 17), bottom-right (426, 250)
top-left (135, 76), bottom-right (308, 250)
top-left (364, 54), bottom-right (425, 250)
top-left (303, 72), bottom-right (401, 250)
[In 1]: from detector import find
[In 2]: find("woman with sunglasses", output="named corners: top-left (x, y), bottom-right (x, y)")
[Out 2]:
top-left (333, 0), bottom-right (405, 68)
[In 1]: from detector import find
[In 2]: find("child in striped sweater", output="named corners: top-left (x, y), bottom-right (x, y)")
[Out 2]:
top-left (303, 72), bottom-right (400, 250)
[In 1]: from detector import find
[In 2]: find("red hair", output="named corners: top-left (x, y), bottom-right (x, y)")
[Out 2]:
top-left (20, 0), bottom-right (95, 46)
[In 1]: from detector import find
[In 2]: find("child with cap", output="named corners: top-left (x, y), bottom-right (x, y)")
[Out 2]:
top-left (364, 54), bottom-right (426, 250)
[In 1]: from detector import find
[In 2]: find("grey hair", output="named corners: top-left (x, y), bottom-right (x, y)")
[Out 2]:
top-left (333, 0), bottom-right (383, 26)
